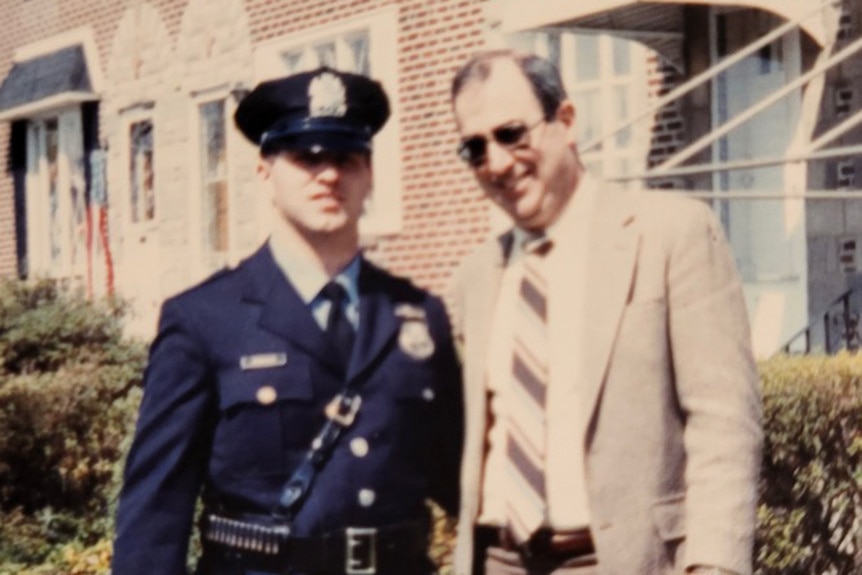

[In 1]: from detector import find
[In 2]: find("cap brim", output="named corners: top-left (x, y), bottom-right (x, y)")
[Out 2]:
top-left (261, 131), bottom-right (371, 154)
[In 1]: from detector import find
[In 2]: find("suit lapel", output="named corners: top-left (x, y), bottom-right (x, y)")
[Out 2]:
top-left (467, 233), bottom-right (510, 397)
top-left (241, 245), bottom-right (340, 370)
top-left (347, 262), bottom-right (400, 380)
top-left (578, 190), bottom-right (639, 440)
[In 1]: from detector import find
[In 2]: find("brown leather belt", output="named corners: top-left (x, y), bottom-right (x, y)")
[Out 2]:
top-left (477, 525), bottom-right (595, 559)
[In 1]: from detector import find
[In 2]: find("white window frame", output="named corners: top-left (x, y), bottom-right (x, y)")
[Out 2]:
top-left (25, 107), bottom-right (87, 280)
top-left (253, 7), bottom-right (403, 236)
top-left (189, 87), bottom-right (239, 277)
top-left (122, 109), bottom-right (157, 232)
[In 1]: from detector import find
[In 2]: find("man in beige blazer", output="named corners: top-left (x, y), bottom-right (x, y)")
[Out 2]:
top-left (447, 50), bottom-right (762, 575)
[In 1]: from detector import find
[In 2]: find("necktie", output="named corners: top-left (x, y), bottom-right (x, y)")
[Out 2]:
top-left (321, 281), bottom-right (355, 372)
top-left (505, 235), bottom-right (552, 543)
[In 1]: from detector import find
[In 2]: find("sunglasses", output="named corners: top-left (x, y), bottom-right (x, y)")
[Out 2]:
top-left (457, 118), bottom-right (546, 168)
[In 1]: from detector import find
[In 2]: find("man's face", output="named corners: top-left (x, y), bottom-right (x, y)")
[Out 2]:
top-left (453, 59), bottom-right (576, 231)
top-left (259, 149), bottom-right (371, 239)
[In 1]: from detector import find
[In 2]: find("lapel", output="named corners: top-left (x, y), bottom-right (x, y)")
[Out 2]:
top-left (578, 189), bottom-right (639, 441)
top-left (241, 245), bottom-right (341, 371)
top-left (466, 233), bottom-right (512, 432)
top-left (347, 261), bottom-right (400, 380)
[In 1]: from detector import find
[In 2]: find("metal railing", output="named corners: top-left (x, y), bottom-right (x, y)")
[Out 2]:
top-left (781, 287), bottom-right (862, 354)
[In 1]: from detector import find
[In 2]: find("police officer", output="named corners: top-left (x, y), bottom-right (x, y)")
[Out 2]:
top-left (112, 67), bottom-right (464, 575)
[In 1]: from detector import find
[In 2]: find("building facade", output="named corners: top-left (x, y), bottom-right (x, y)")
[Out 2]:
top-left (0, 0), bottom-right (857, 356)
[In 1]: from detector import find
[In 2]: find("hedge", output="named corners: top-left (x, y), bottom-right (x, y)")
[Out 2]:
top-left (1, 278), bottom-right (862, 574)
top-left (0, 279), bottom-right (145, 574)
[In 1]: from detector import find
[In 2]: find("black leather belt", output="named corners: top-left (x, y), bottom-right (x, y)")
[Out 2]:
top-left (201, 513), bottom-right (429, 575)
top-left (475, 525), bottom-right (595, 560)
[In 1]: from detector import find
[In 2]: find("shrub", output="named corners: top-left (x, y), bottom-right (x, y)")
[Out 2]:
top-left (0, 279), bottom-right (145, 570)
top-left (756, 353), bottom-right (862, 574)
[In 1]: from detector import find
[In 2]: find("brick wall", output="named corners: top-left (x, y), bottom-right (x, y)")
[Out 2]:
top-left (0, 0), bottom-right (493, 303)
top-left (644, 53), bottom-right (686, 190)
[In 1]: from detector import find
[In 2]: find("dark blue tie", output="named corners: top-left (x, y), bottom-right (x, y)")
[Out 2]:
top-left (321, 281), bottom-right (355, 372)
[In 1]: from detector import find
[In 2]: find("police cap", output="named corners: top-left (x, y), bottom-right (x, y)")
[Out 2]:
top-left (234, 67), bottom-right (390, 155)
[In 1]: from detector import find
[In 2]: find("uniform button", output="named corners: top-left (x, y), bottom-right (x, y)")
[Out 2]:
top-left (350, 437), bottom-right (369, 457)
top-left (256, 386), bottom-right (277, 405)
top-left (358, 489), bottom-right (376, 507)
top-left (422, 388), bottom-right (435, 401)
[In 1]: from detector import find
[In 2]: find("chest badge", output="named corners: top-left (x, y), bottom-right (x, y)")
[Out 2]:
top-left (398, 317), bottom-right (435, 360)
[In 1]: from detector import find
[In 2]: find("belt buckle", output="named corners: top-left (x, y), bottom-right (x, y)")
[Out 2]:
top-left (345, 526), bottom-right (377, 575)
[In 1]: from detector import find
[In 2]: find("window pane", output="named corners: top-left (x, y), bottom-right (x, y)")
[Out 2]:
top-left (46, 119), bottom-right (60, 265)
top-left (205, 181), bottom-right (230, 252)
top-left (613, 86), bottom-right (631, 147)
top-left (612, 37), bottom-right (631, 75)
top-left (314, 42), bottom-right (337, 68)
top-left (200, 101), bottom-right (226, 181)
top-left (535, 31), bottom-right (561, 69)
top-left (572, 89), bottom-right (601, 146)
top-left (130, 120), bottom-right (155, 223)
top-left (282, 49), bottom-right (304, 73)
top-left (199, 101), bottom-right (229, 253)
top-left (575, 35), bottom-right (599, 81)
top-left (345, 34), bottom-right (370, 75)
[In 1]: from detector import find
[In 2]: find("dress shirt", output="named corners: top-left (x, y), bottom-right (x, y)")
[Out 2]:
top-left (478, 175), bottom-right (598, 530)
top-left (268, 227), bottom-right (360, 330)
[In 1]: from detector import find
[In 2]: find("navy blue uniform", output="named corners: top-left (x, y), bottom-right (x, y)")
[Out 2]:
top-left (112, 245), bottom-right (463, 575)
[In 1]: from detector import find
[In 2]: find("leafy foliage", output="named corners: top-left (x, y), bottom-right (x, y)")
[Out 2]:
top-left (0, 279), bottom-right (145, 572)
top-left (756, 353), bottom-right (862, 574)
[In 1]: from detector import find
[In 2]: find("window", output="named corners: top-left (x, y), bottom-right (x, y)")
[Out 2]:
top-left (281, 32), bottom-right (370, 75)
top-left (199, 99), bottom-right (230, 255)
top-left (129, 120), bottom-right (155, 223)
top-left (508, 30), bottom-right (650, 186)
top-left (255, 7), bottom-right (402, 235)
top-left (25, 108), bottom-right (88, 279)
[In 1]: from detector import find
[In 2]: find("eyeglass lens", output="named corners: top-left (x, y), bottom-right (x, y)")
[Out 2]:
top-left (457, 122), bottom-right (535, 167)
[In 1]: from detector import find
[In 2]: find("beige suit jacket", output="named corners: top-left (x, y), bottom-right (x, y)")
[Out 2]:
top-left (448, 188), bottom-right (762, 575)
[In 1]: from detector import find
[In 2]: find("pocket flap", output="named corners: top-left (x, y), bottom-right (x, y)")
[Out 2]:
top-left (219, 364), bottom-right (313, 410)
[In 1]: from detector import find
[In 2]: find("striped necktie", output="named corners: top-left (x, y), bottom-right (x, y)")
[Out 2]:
top-left (505, 234), bottom-right (552, 543)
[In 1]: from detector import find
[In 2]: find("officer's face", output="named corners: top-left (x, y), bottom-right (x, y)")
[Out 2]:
top-left (259, 148), bottom-right (372, 238)
top-left (453, 58), bottom-right (577, 232)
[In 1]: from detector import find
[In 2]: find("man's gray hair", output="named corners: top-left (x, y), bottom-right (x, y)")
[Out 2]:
top-left (450, 49), bottom-right (568, 120)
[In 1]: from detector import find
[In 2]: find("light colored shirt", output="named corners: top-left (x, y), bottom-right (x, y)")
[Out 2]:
top-left (268, 228), bottom-right (360, 330)
top-left (478, 175), bottom-right (598, 530)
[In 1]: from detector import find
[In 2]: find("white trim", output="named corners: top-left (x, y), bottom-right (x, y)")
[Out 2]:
top-left (0, 93), bottom-right (98, 122)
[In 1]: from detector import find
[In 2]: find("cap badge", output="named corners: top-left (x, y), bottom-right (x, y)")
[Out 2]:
top-left (308, 72), bottom-right (347, 118)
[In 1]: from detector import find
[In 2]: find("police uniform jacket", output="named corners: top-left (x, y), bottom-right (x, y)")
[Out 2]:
top-left (112, 244), bottom-right (463, 575)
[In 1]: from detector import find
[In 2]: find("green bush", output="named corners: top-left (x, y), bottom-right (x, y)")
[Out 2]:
top-left (0, 279), bottom-right (145, 572)
top-left (756, 353), bottom-right (862, 574)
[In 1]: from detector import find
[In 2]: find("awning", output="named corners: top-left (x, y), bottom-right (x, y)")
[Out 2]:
top-left (498, 0), bottom-right (841, 65)
top-left (0, 45), bottom-right (98, 122)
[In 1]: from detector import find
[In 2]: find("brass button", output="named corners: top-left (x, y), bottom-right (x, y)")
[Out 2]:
top-left (350, 437), bottom-right (370, 457)
top-left (256, 386), bottom-right (277, 405)
top-left (358, 489), bottom-right (376, 507)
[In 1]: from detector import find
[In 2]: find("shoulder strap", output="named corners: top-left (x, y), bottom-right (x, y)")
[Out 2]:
top-left (272, 390), bottom-right (362, 521)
